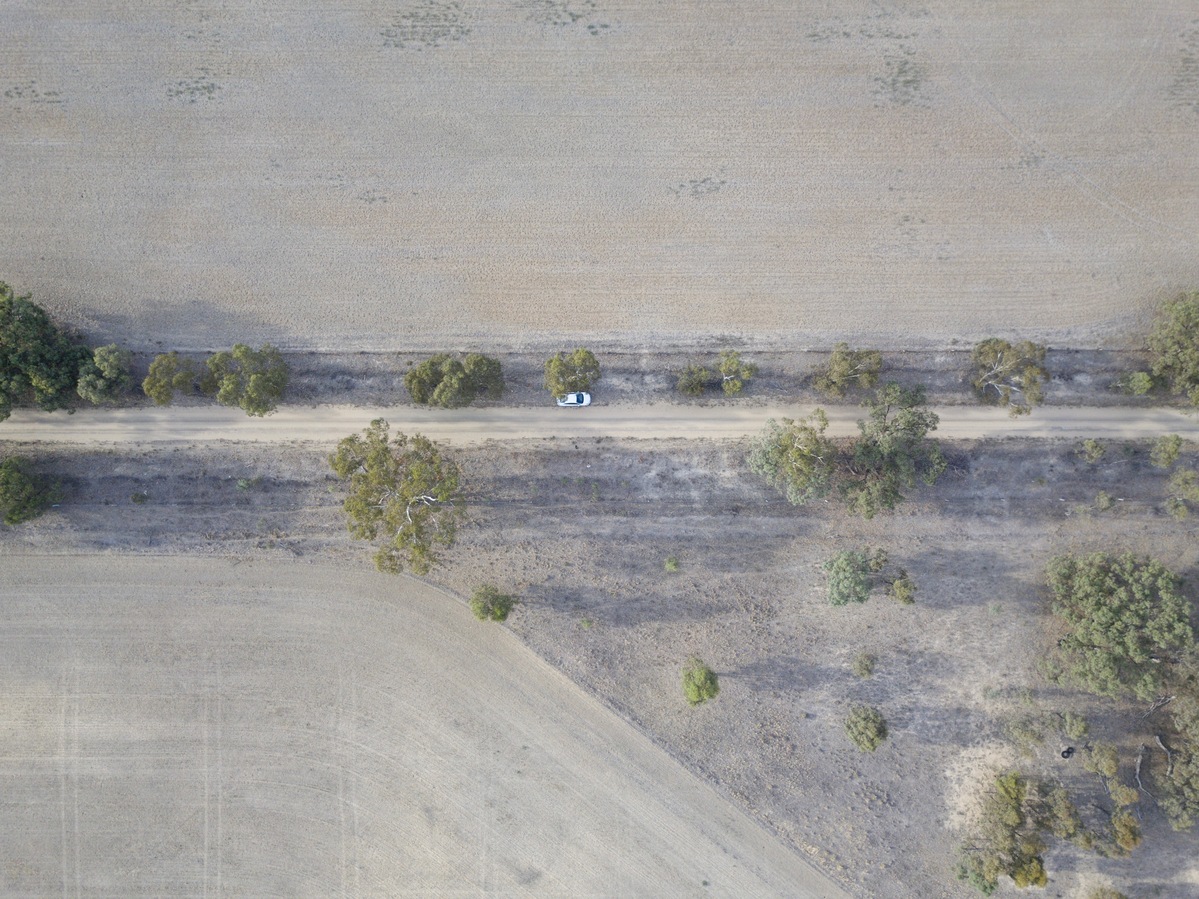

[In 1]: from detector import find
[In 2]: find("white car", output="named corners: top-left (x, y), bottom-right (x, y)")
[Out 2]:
top-left (556, 392), bottom-right (592, 407)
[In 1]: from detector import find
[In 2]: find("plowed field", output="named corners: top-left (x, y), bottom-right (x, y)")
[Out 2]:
top-left (2, 1), bottom-right (1197, 350)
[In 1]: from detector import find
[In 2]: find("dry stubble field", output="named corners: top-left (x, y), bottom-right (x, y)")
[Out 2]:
top-left (2, 0), bottom-right (1198, 351)
top-left (0, 555), bottom-right (844, 897)
top-left (3, 436), bottom-right (1198, 897)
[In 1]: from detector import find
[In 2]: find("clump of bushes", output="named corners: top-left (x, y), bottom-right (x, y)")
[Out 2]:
top-left (404, 353), bottom-right (503, 408)
top-left (682, 658), bottom-right (720, 706)
top-left (845, 705), bottom-right (887, 751)
top-left (675, 350), bottom-right (758, 397)
top-left (469, 584), bottom-right (517, 622)
top-left (144, 344), bottom-right (290, 416)
top-left (813, 343), bottom-right (881, 398)
top-left (1, 282), bottom-right (136, 419)
top-left (0, 455), bottom-right (58, 524)
top-left (823, 548), bottom-right (915, 606)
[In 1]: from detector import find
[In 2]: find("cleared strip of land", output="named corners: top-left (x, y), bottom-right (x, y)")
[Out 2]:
top-left (0, 554), bottom-right (846, 898)
top-left (2, 403), bottom-right (1198, 446)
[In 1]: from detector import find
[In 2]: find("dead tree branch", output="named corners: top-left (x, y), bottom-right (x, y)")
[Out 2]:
top-left (1156, 735), bottom-right (1174, 778)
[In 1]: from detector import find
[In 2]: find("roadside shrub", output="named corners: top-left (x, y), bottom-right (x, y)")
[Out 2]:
top-left (1151, 433), bottom-right (1183, 468)
top-left (814, 342), bottom-right (881, 398)
top-left (1116, 371), bottom-right (1154, 396)
top-left (1166, 468), bottom-right (1199, 519)
top-left (676, 363), bottom-right (710, 397)
top-left (1147, 290), bottom-right (1199, 406)
top-left (0, 282), bottom-right (90, 420)
top-left (143, 351), bottom-right (197, 406)
top-left (681, 658), bottom-right (720, 706)
top-left (845, 705), bottom-right (887, 751)
top-left (0, 456), bottom-right (56, 525)
top-left (405, 353), bottom-right (504, 407)
top-left (1087, 888), bottom-right (1130, 899)
top-left (747, 412), bottom-right (837, 506)
top-left (663, 556), bottom-right (680, 573)
top-left (970, 338), bottom-right (1049, 416)
top-left (543, 348), bottom-right (600, 397)
top-left (824, 550), bottom-right (871, 606)
top-left (717, 350), bottom-right (757, 395)
top-left (1093, 490), bottom-right (1115, 512)
top-left (469, 584), bottom-right (516, 622)
top-left (201, 343), bottom-right (289, 417)
top-left (76, 343), bottom-right (133, 405)
top-left (1077, 438), bottom-right (1106, 464)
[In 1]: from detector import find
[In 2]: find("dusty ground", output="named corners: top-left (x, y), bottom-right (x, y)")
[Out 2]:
top-left (3, 434), bottom-right (1197, 897)
top-left (0, 555), bottom-right (845, 898)
top-left (3, 1), bottom-right (1198, 351)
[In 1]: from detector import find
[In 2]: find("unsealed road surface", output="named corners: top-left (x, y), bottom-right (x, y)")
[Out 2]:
top-left (3, 403), bottom-right (1198, 446)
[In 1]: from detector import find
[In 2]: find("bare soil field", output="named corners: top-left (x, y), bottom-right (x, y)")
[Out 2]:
top-left (0, 554), bottom-right (845, 898)
top-left (3, 435), bottom-right (1197, 897)
top-left (3, 1), bottom-right (1198, 351)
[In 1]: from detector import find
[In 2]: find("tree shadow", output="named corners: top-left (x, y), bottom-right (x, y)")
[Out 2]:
top-left (520, 581), bottom-right (726, 630)
top-left (897, 545), bottom-right (1037, 613)
top-left (82, 297), bottom-right (293, 354)
top-left (723, 654), bottom-right (840, 694)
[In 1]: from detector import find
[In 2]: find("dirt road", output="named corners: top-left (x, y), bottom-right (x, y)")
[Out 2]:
top-left (0, 554), bottom-right (847, 898)
top-left (2, 403), bottom-right (1197, 446)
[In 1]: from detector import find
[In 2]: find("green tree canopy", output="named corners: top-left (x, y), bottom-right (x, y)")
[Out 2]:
top-left (142, 352), bottom-right (197, 406)
top-left (681, 658), bottom-right (720, 706)
top-left (76, 344), bottom-right (133, 405)
top-left (956, 772), bottom-right (1048, 894)
top-left (404, 353), bottom-right (504, 407)
top-left (970, 338), bottom-right (1049, 416)
top-left (201, 343), bottom-right (289, 417)
top-left (747, 410), bottom-right (837, 505)
top-left (329, 419), bottom-right (464, 575)
top-left (0, 282), bottom-right (89, 420)
top-left (1147, 291), bottom-right (1199, 406)
top-left (1046, 552), bottom-right (1193, 701)
top-left (469, 584), bottom-right (517, 622)
top-left (676, 363), bottom-right (710, 397)
top-left (813, 342), bottom-right (882, 398)
top-left (543, 348), bottom-right (601, 397)
top-left (0, 455), bottom-right (57, 525)
top-left (845, 705), bottom-right (888, 751)
top-left (1152, 434), bottom-right (1184, 468)
top-left (824, 550), bottom-right (871, 606)
top-left (717, 350), bottom-right (757, 396)
top-left (841, 382), bottom-right (946, 519)
top-left (1166, 468), bottom-right (1199, 519)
